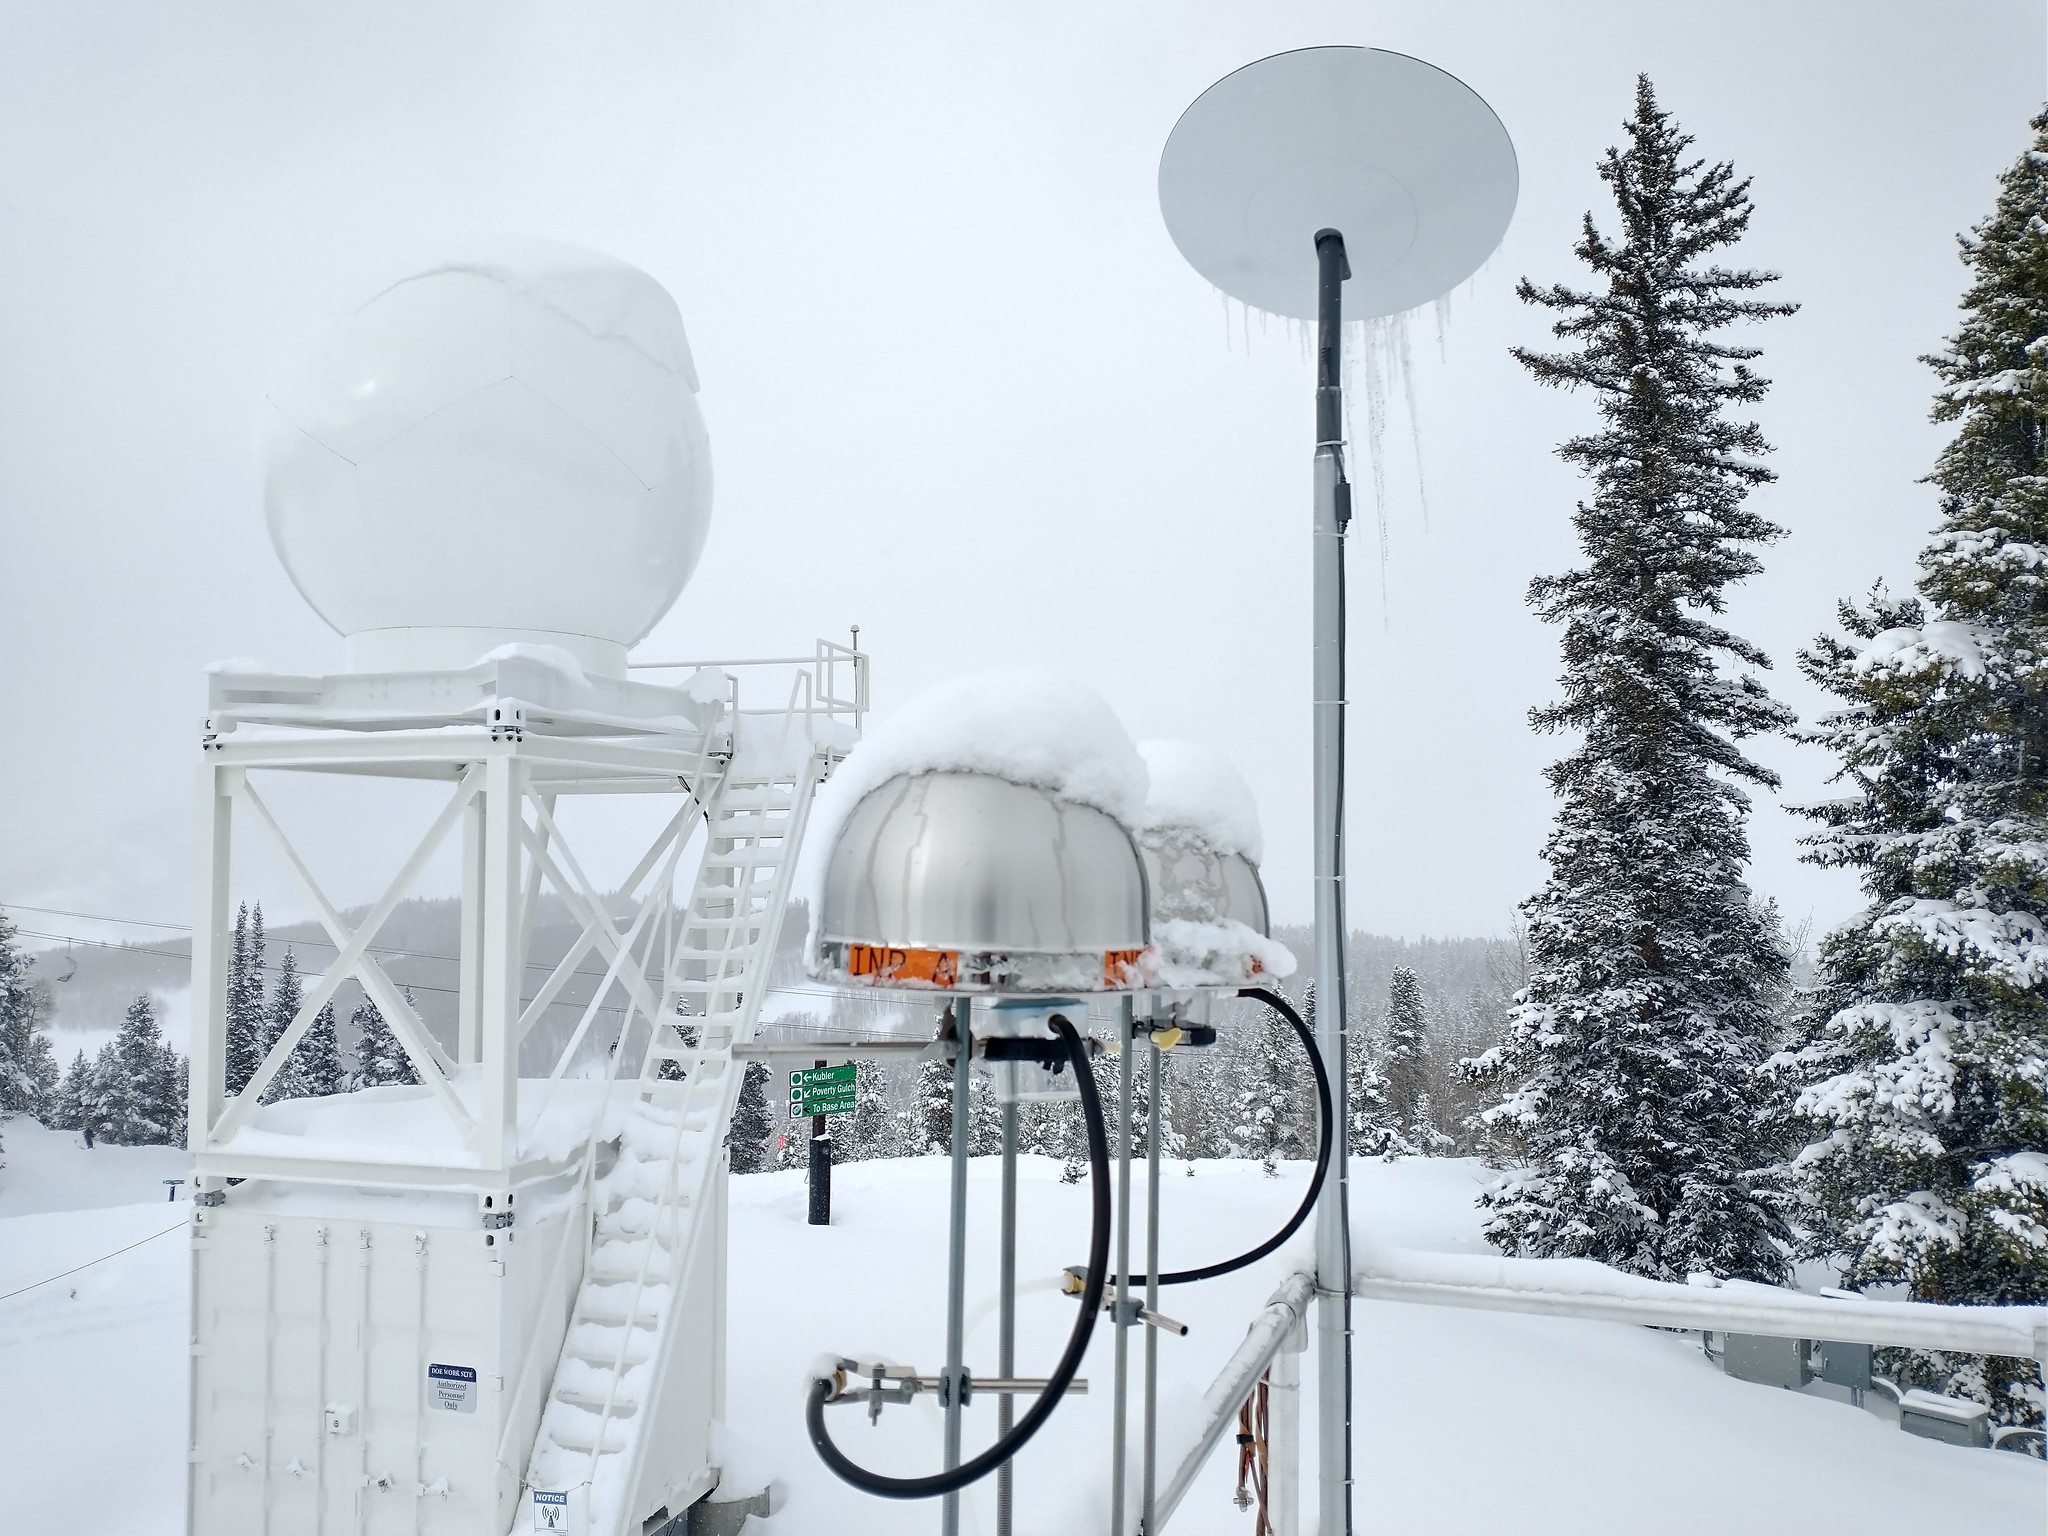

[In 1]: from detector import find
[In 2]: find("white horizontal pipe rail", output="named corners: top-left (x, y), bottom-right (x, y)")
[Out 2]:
top-left (1352, 1266), bottom-right (2048, 1361)
top-left (1155, 1269), bottom-right (1316, 1531)
top-left (1157, 1256), bottom-right (2048, 1533)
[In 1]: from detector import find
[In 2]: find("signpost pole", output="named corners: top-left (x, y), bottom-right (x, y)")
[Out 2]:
top-left (807, 1057), bottom-right (832, 1227)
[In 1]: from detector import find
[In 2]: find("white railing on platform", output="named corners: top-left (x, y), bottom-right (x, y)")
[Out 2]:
top-left (631, 637), bottom-right (868, 749)
top-left (1155, 1270), bottom-right (1315, 1532)
top-left (1352, 1242), bottom-right (2048, 1362)
top-left (1154, 1244), bottom-right (2048, 1534)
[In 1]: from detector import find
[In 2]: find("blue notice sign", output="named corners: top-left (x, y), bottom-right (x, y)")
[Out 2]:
top-left (426, 1362), bottom-right (477, 1413)
top-left (533, 1489), bottom-right (569, 1530)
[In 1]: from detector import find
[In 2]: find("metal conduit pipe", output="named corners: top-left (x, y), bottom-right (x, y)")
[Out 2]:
top-left (1153, 1269), bottom-right (1318, 1531)
top-left (803, 1013), bottom-right (1112, 1500)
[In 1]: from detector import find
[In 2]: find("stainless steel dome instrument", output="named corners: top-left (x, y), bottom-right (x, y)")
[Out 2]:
top-left (813, 770), bottom-right (1152, 993)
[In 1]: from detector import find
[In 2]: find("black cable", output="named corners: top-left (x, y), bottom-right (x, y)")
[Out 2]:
top-left (1108, 986), bottom-right (1333, 1289)
top-left (805, 1012), bottom-right (1111, 1500)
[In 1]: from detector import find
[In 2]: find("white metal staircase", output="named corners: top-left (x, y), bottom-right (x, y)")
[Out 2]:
top-left (522, 710), bottom-right (831, 1534)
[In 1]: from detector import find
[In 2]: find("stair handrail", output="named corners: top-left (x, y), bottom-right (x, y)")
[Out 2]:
top-left (657, 669), bottom-right (818, 1032)
top-left (570, 675), bottom-right (832, 1531)
top-left (570, 727), bottom-right (723, 1285)
top-left (516, 730), bottom-right (722, 1523)
top-left (598, 745), bottom-right (831, 1530)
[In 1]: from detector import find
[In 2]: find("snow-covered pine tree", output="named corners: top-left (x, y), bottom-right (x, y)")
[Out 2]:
top-left (76, 1050), bottom-right (112, 1145)
top-left (0, 908), bottom-right (58, 1124)
top-left (774, 1099), bottom-right (811, 1171)
top-left (1467, 78), bottom-right (1796, 1284)
top-left (224, 902), bottom-right (266, 1097)
top-left (1347, 1036), bottom-right (1410, 1162)
top-left (1772, 108), bottom-right (2048, 1431)
top-left (1381, 967), bottom-right (1428, 1125)
top-left (93, 995), bottom-right (175, 1145)
top-left (1165, 1044), bottom-right (1209, 1170)
top-left (844, 1058), bottom-right (898, 1162)
top-left (296, 1001), bottom-right (345, 1099)
top-left (1238, 992), bottom-right (1306, 1178)
top-left (261, 946), bottom-right (306, 1102)
top-left (1379, 968), bottom-right (1452, 1156)
top-left (726, 1060), bottom-right (775, 1174)
top-left (969, 1068), bottom-right (1004, 1156)
top-left (351, 996), bottom-right (415, 1088)
top-left (905, 1055), bottom-right (954, 1156)
top-left (158, 1046), bottom-right (189, 1146)
top-left (47, 1049), bottom-right (89, 1132)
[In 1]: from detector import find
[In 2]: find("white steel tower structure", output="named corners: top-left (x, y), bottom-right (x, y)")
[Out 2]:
top-left (184, 244), bottom-right (862, 1536)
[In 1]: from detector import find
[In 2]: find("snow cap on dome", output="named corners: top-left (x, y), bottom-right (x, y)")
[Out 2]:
top-left (802, 671), bottom-right (1149, 913)
top-left (1136, 740), bottom-right (1263, 863)
top-left (821, 670), bottom-right (1147, 824)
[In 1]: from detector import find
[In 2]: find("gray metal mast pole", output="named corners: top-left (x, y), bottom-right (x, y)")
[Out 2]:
top-left (1110, 997), bottom-right (1136, 1536)
top-left (942, 1000), bottom-right (973, 1536)
top-left (1311, 226), bottom-right (1355, 1536)
top-left (996, 1087), bottom-right (1018, 1536)
top-left (1141, 1032), bottom-right (1163, 1532)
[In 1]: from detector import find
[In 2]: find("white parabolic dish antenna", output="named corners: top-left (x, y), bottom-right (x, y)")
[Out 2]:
top-left (261, 240), bottom-right (712, 676)
top-left (1158, 46), bottom-right (1517, 320)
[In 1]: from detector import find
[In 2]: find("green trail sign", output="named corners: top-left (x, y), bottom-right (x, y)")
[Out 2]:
top-left (790, 1063), bottom-right (856, 1116)
top-left (782, 1089), bottom-right (847, 1114)
top-left (790, 1064), bottom-right (856, 1091)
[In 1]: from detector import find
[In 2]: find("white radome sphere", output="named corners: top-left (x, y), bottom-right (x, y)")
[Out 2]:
top-left (261, 241), bottom-right (712, 675)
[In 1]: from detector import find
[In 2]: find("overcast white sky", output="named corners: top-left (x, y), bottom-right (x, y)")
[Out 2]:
top-left (3, 2), bottom-right (2044, 946)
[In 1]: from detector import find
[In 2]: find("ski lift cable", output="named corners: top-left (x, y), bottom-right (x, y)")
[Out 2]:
top-left (4, 902), bottom-right (867, 1011)
top-left (0, 1217), bottom-right (191, 1303)
top-left (4, 900), bottom-right (642, 977)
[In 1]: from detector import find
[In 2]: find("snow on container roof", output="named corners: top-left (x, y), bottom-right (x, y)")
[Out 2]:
top-left (1136, 739), bottom-right (1263, 863)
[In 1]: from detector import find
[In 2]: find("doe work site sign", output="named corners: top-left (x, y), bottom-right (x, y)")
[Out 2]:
top-left (426, 1362), bottom-right (477, 1413)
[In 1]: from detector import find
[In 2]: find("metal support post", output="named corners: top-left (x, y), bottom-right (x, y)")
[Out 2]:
top-left (1269, 1315), bottom-right (1307, 1536)
top-left (457, 792), bottom-right (484, 1064)
top-left (479, 754), bottom-right (523, 1168)
top-left (942, 1001), bottom-right (973, 1536)
top-left (1111, 998), bottom-right (1135, 1535)
top-left (188, 763), bottom-right (233, 1152)
top-left (2037, 1328), bottom-right (2047, 1521)
top-left (1142, 1033), bottom-right (1163, 1533)
top-left (998, 1088), bottom-right (1019, 1536)
top-left (1311, 226), bottom-right (1355, 1536)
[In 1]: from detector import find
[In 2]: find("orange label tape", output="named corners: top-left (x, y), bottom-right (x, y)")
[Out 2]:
top-left (1103, 949), bottom-right (1148, 987)
top-left (843, 944), bottom-right (960, 987)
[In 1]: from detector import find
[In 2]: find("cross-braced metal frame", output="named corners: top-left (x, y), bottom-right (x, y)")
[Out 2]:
top-left (188, 730), bottom-right (718, 1196)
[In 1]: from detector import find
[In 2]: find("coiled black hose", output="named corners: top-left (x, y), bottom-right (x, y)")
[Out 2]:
top-left (1108, 985), bottom-right (1332, 1288)
top-left (804, 1012), bottom-right (1111, 1499)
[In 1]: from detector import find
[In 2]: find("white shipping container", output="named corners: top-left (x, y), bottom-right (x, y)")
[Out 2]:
top-left (186, 1183), bottom-right (585, 1535)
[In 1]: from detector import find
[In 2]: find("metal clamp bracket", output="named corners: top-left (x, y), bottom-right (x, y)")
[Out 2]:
top-left (820, 1358), bottom-right (1088, 1426)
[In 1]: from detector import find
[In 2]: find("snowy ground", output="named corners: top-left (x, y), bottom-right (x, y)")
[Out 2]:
top-left (2, 1124), bottom-right (2040, 1534)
